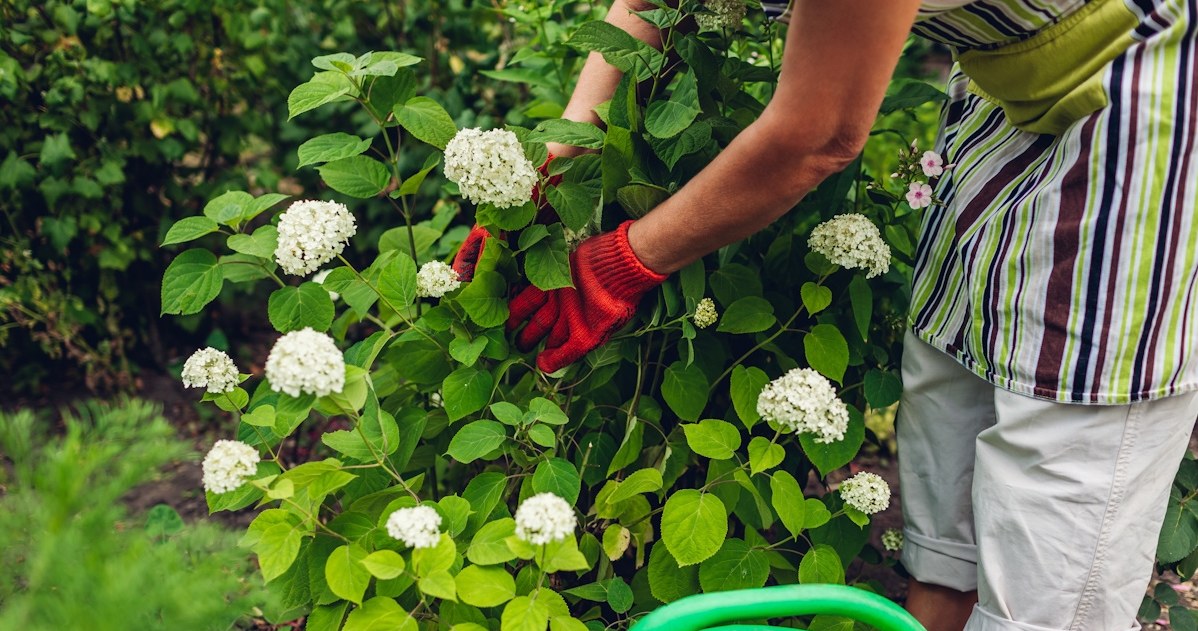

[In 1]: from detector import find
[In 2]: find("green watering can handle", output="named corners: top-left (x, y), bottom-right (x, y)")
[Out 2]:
top-left (631, 584), bottom-right (927, 631)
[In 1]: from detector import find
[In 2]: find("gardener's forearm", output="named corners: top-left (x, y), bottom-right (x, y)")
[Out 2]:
top-left (625, 0), bottom-right (922, 274)
top-left (547, 0), bottom-right (669, 159)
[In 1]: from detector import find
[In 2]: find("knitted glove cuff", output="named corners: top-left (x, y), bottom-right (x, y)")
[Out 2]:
top-left (584, 220), bottom-right (667, 300)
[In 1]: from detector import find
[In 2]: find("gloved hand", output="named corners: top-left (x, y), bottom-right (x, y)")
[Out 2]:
top-left (507, 220), bottom-right (666, 373)
top-left (451, 154), bottom-right (561, 282)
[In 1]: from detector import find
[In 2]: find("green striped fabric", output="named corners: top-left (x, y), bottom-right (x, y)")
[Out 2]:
top-left (908, 0), bottom-right (1198, 403)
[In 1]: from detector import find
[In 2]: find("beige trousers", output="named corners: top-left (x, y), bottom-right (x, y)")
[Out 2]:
top-left (897, 331), bottom-right (1198, 630)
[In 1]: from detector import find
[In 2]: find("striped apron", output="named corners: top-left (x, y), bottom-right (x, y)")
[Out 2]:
top-left (762, 0), bottom-right (1198, 404)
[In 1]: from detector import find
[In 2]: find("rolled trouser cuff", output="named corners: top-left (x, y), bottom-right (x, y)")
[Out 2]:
top-left (901, 528), bottom-right (979, 592)
top-left (964, 603), bottom-right (1140, 631)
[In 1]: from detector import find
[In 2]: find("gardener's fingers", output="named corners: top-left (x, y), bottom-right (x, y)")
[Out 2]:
top-left (507, 285), bottom-right (548, 332)
top-left (516, 292), bottom-right (559, 352)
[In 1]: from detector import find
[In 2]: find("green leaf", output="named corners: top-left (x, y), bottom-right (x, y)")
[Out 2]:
top-left (361, 550), bottom-right (406, 579)
top-left (661, 361), bottom-right (710, 421)
top-left (298, 133), bottom-right (373, 168)
top-left (545, 182), bottom-right (596, 232)
top-left (240, 509), bottom-right (303, 582)
top-left (615, 183), bottom-right (671, 220)
top-left (449, 337), bottom-right (488, 367)
top-left (682, 419), bottom-right (741, 460)
top-left (412, 534), bottom-right (457, 575)
top-left (456, 269), bottom-right (508, 327)
top-left (864, 369), bottom-right (902, 409)
top-left (467, 518), bottom-right (518, 565)
top-left (311, 53), bottom-right (355, 71)
top-left (502, 596), bottom-right (550, 631)
top-left (161, 249), bottom-right (224, 315)
top-left (804, 498), bottom-right (833, 530)
top-left (528, 119), bottom-right (606, 149)
top-left (730, 366), bottom-right (769, 429)
top-left (533, 458), bottom-right (582, 505)
top-left (770, 471), bottom-right (807, 539)
top-left (326, 544), bottom-right (371, 604)
top-left (419, 569), bottom-right (458, 601)
top-left (396, 153), bottom-right (441, 197)
top-left (378, 253), bottom-right (418, 310)
top-left (203, 190), bottom-right (253, 226)
top-left (799, 407), bottom-right (865, 477)
top-left (602, 525), bottom-right (631, 561)
top-left (456, 565), bottom-right (516, 607)
top-left (566, 21), bottom-right (664, 78)
top-left (607, 468), bottom-right (664, 505)
top-left (288, 72), bottom-right (355, 119)
top-left (540, 537), bottom-right (591, 573)
top-left (798, 544), bottom-right (845, 585)
top-left (848, 275), bottom-right (872, 341)
top-left (39, 132), bottom-right (76, 169)
top-left (240, 193), bottom-right (290, 224)
top-left (268, 282), bottom-right (335, 333)
top-left (395, 96), bottom-right (457, 150)
top-left (528, 398), bottom-right (569, 425)
top-left (443, 368), bottom-right (495, 423)
top-left (526, 225), bottom-right (573, 291)
top-left (343, 596), bottom-right (416, 631)
top-left (162, 217), bottom-right (219, 246)
top-left (747, 436), bottom-right (785, 475)
top-left (661, 489), bottom-right (727, 566)
top-left (322, 406), bottom-right (400, 461)
top-left (601, 125), bottom-right (634, 202)
top-left (477, 200), bottom-right (537, 232)
top-left (227, 224), bottom-right (278, 259)
top-left (647, 542), bottom-right (699, 603)
top-left (800, 282), bottom-right (833, 315)
top-left (1158, 488), bottom-right (1198, 563)
top-left (447, 419), bottom-right (506, 463)
top-left (644, 72), bottom-right (700, 139)
top-left (698, 539), bottom-right (769, 592)
top-left (717, 297), bottom-right (776, 334)
top-left (804, 324), bottom-right (849, 383)
top-left (880, 78), bottom-right (948, 114)
top-left (144, 504), bottom-right (185, 537)
top-left (318, 155), bottom-right (390, 198)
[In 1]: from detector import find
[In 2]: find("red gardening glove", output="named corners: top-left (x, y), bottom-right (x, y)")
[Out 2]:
top-left (507, 220), bottom-right (666, 373)
top-left (452, 154), bottom-right (562, 282)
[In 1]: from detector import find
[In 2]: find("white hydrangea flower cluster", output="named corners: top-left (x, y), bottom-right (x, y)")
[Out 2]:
top-left (181, 347), bottom-right (239, 394)
top-left (201, 440), bottom-right (260, 494)
top-left (840, 471), bottom-right (891, 515)
top-left (881, 528), bottom-right (904, 552)
top-left (264, 327), bottom-right (345, 397)
top-left (693, 297), bottom-right (718, 329)
top-left (416, 261), bottom-right (462, 298)
top-left (756, 368), bottom-right (849, 443)
top-left (696, 0), bottom-right (747, 30)
top-left (385, 506), bottom-right (443, 549)
top-left (808, 213), bottom-right (892, 279)
top-left (514, 492), bottom-right (577, 545)
top-left (274, 200), bottom-right (357, 277)
top-left (443, 128), bottom-right (538, 209)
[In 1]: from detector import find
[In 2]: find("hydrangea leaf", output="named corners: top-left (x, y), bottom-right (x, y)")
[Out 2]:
top-left (770, 471), bottom-right (808, 539)
top-left (800, 282), bottom-right (833, 315)
top-left (661, 361), bottom-right (709, 421)
top-left (864, 369), bottom-right (903, 409)
top-left (606, 468), bottom-right (664, 505)
top-left (161, 216), bottom-right (219, 246)
top-left (240, 508), bottom-right (304, 582)
top-left (288, 71), bottom-right (354, 119)
top-left (457, 270), bottom-right (509, 328)
top-left (661, 489), bottom-right (727, 566)
top-left (325, 543), bottom-right (371, 604)
top-left (267, 282), bottom-right (335, 333)
top-left (501, 595), bottom-right (550, 631)
top-left (681, 419), bottom-right (741, 460)
top-left (803, 324), bottom-right (849, 383)
top-left (647, 542), bottom-right (699, 603)
top-left (297, 132), bottom-right (373, 168)
top-left (798, 544), bottom-right (845, 585)
top-left (361, 550), bottom-right (405, 580)
top-left (446, 419), bottom-right (506, 463)
top-left (161, 248), bottom-right (224, 315)
top-left (394, 96), bottom-right (457, 150)
top-left (799, 406), bottom-right (865, 477)
top-left (418, 569), bottom-right (458, 601)
top-left (717, 296), bottom-right (775, 334)
top-left (730, 365), bottom-right (769, 430)
top-left (527, 119), bottom-right (606, 149)
top-left (318, 155), bottom-right (389, 198)
top-left (747, 436), bottom-right (785, 476)
top-left (443, 368), bottom-right (495, 423)
top-left (525, 226), bottom-right (573, 291)
top-left (227, 224), bottom-right (278, 260)
top-left (697, 538), bottom-right (769, 592)
top-left (377, 252), bottom-right (418, 310)
top-left (455, 565), bottom-right (516, 607)
top-left (532, 458), bottom-right (582, 505)
top-left (546, 182), bottom-right (596, 231)
top-left (342, 596), bottom-right (416, 631)
top-left (466, 518), bottom-right (518, 565)
top-left (848, 275), bottom-right (872, 341)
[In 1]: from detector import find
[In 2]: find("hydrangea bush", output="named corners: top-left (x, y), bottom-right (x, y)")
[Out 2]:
top-left (160, 1), bottom-right (948, 628)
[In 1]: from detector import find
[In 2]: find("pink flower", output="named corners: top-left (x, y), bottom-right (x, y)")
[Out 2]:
top-left (906, 182), bottom-right (933, 209)
top-left (920, 151), bottom-right (944, 177)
